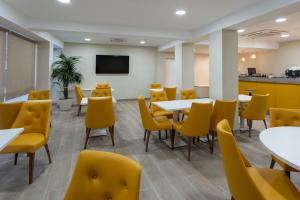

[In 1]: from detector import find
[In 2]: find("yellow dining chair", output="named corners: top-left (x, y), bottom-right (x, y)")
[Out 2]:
top-left (74, 85), bottom-right (85, 116)
top-left (0, 102), bottom-right (23, 129)
top-left (150, 83), bottom-right (162, 89)
top-left (241, 94), bottom-right (269, 137)
top-left (91, 88), bottom-right (112, 97)
top-left (64, 150), bottom-right (141, 200)
top-left (96, 83), bottom-right (111, 89)
top-left (28, 90), bottom-right (51, 100)
top-left (0, 101), bottom-right (52, 184)
top-left (164, 87), bottom-right (177, 101)
top-left (138, 96), bottom-right (172, 152)
top-left (84, 97), bottom-right (115, 149)
top-left (150, 91), bottom-right (173, 118)
top-left (180, 89), bottom-right (197, 120)
top-left (269, 108), bottom-right (300, 178)
top-left (217, 119), bottom-right (300, 200)
top-left (173, 103), bottom-right (213, 161)
top-left (209, 100), bottom-right (237, 153)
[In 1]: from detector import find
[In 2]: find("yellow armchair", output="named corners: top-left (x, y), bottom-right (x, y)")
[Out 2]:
top-left (180, 89), bottom-right (197, 120)
top-left (164, 87), bottom-right (177, 101)
top-left (269, 108), bottom-right (300, 178)
top-left (0, 101), bottom-right (52, 184)
top-left (64, 150), bottom-right (141, 200)
top-left (28, 90), bottom-right (51, 100)
top-left (217, 119), bottom-right (300, 200)
top-left (138, 96), bottom-right (172, 152)
top-left (84, 97), bottom-right (115, 148)
top-left (0, 102), bottom-right (22, 129)
top-left (150, 91), bottom-right (173, 118)
top-left (91, 88), bottom-right (112, 97)
top-left (96, 83), bottom-right (111, 89)
top-left (74, 85), bottom-right (85, 116)
top-left (150, 83), bottom-right (162, 89)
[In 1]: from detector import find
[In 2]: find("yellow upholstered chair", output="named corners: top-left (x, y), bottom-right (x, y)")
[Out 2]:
top-left (180, 89), bottom-right (197, 120)
top-left (269, 108), bottom-right (300, 178)
top-left (209, 100), bottom-right (237, 153)
top-left (164, 87), bottom-right (177, 101)
top-left (138, 96), bottom-right (172, 152)
top-left (84, 97), bottom-right (115, 149)
top-left (0, 101), bottom-right (52, 184)
top-left (64, 150), bottom-right (141, 200)
top-left (74, 85), bottom-right (85, 116)
top-left (28, 90), bottom-right (51, 100)
top-left (96, 83), bottom-right (111, 89)
top-left (0, 102), bottom-right (23, 129)
top-left (150, 91), bottom-right (173, 118)
top-left (173, 103), bottom-right (213, 160)
top-left (150, 83), bottom-right (162, 89)
top-left (91, 89), bottom-right (112, 97)
top-left (217, 119), bottom-right (300, 200)
top-left (241, 94), bottom-right (269, 137)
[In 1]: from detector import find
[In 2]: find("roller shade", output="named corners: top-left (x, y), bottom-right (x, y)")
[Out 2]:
top-left (0, 31), bottom-right (4, 101)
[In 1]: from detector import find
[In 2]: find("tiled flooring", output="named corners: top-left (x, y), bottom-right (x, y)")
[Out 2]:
top-left (0, 100), bottom-right (299, 200)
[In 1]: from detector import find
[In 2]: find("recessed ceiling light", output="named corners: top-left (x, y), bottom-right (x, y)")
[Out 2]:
top-left (85, 38), bottom-right (91, 41)
top-left (140, 40), bottom-right (146, 44)
top-left (237, 29), bottom-right (245, 33)
top-left (175, 9), bottom-right (186, 16)
top-left (281, 33), bottom-right (290, 38)
top-left (276, 17), bottom-right (287, 23)
top-left (241, 57), bottom-right (246, 62)
top-left (57, 0), bottom-right (71, 4)
top-left (251, 54), bottom-right (256, 59)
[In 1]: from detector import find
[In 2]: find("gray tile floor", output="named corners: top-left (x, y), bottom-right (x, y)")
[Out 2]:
top-left (0, 100), bottom-right (299, 200)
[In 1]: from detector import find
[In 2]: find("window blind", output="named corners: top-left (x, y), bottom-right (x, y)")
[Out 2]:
top-left (0, 30), bottom-right (4, 101)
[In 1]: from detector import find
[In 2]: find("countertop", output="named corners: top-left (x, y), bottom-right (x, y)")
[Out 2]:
top-left (239, 76), bottom-right (300, 85)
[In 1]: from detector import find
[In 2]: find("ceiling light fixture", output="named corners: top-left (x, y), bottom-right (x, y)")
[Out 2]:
top-left (175, 9), bottom-right (186, 16)
top-left (140, 40), bottom-right (146, 44)
top-left (85, 38), bottom-right (91, 41)
top-left (241, 57), bottom-right (246, 62)
top-left (237, 29), bottom-right (245, 33)
top-left (57, 0), bottom-right (71, 4)
top-left (281, 33), bottom-right (290, 38)
top-left (251, 54), bottom-right (256, 59)
top-left (276, 17), bottom-right (287, 23)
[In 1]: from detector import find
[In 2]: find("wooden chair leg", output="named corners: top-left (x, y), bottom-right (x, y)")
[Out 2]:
top-left (145, 131), bottom-right (151, 152)
top-left (187, 137), bottom-right (192, 161)
top-left (77, 105), bottom-right (82, 116)
top-left (44, 144), bottom-right (52, 164)
top-left (263, 119), bottom-right (267, 129)
top-left (144, 129), bottom-right (147, 141)
top-left (270, 158), bottom-right (276, 168)
top-left (206, 134), bottom-right (213, 154)
top-left (231, 197), bottom-right (235, 200)
top-left (14, 153), bottom-right (18, 165)
top-left (211, 132), bottom-right (215, 154)
top-left (171, 129), bottom-right (175, 150)
top-left (181, 114), bottom-right (185, 121)
top-left (192, 137), bottom-right (195, 144)
top-left (165, 130), bottom-right (168, 139)
top-left (158, 130), bottom-right (161, 139)
top-left (109, 126), bottom-right (115, 146)
top-left (28, 153), bottom-right (35, 184)
top-left (84, 128), bottom-right (91, 149)
top-left (247, 120), bottom-right (252, 137)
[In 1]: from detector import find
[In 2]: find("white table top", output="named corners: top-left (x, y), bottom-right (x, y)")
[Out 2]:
top-left (238, 94), bottom-right (252, 103)
top-left (80, 96), bottom-right (117, 106)
top-left (5, 94), bottom-right (29, 103)
top-left (260, 127), bottom-right (300, 171)
top-left (149, 88), bottom-right (164, 92)
top-left (0, 128), bottom-right (24, 151)
top-left (82, 88), bottom-right (115, 92)
top-left (152, 98), bottom-right (214, 111)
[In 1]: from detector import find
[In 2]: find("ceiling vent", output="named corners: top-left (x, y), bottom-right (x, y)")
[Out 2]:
top-left (241, 29), bottom-right (287, 39)
top-left (110, 38), bottom-right (128, 43)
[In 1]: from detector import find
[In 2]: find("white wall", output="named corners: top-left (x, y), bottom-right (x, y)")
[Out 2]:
top-left (36, 42), bottom-right (53, 90)
top-left (194, 54), bottom-right (209, 87)
top-left (63, 43), bottom-right (158, 99)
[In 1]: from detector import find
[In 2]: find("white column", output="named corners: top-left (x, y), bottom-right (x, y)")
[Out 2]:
top-left (174, 43), bottom-right (182, 91)
top-left (209, 29), bottom-right (238, 100)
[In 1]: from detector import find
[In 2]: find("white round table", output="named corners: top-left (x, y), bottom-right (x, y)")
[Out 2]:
top-left (260, 127), bottom-right (300, 171)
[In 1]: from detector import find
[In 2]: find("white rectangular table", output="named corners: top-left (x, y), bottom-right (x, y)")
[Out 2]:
top-left (80, 96), bottom-right (117, 106)
top-left (149, 88), bottom-right (164, 92)
top-left (0, 128), bottom-right (24, 151)
top-left (82, 88), bottom-right (115, 92)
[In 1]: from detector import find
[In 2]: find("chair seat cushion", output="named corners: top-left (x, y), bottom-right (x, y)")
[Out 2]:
top-left (154, 116), bottom-right (172, 130)
top-left (1, 133), bottom-right (46, 153)
top-left (272, 156), bottom-right (300, 172)
top-left (183, 109), bottom-right (190, 115)
top-left (248, 167), bottom-right (300, 200)
top-left (152, 110), bottom-right (173, 118)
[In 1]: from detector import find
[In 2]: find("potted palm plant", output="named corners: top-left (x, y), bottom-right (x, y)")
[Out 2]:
top-left (52, 53), bottom-right (82, 111)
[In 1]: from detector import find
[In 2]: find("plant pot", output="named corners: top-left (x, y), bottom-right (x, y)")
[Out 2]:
top-left (57, 99), bottom-right (73, 111)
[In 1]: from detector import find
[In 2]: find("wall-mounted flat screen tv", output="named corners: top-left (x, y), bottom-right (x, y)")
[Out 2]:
top-left (96, 55), bottom-right (129, 74)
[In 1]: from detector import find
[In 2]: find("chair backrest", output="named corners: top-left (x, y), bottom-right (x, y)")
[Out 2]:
top-left (217, 120), bottom-right (266, 200)
top-left (91, 89), bottom-right (112, 97)
top-left (270, 108), bottom-right (300, 127)
top-left (137, 96), bottom-right (158, 130)
top-left (96, 83), bottom-right (111, 89)
top-left (74, 85), bottom-right (84, 105)
top-left (210, 100), bottom-right (237, 132)
top-left (150, 83), bottom-right (162, 89)
top-left (164, 87), bottom-right (177, 101)
top-left (180, 103), bottom-right (213, 137)
top-left (64, 150), bottom-right (141, 200)
top-left (0, 102), bottom-right (22, 129)
top-left (242, 94), bottom-right (269, 120)
top-left (85, 97), bottom-right (115, 129)
top-left (181, 89), bottom-right (197, 100)
top-left (28, 90), bottom-right (51, 100)
top-left (12, 101), bottom-right (52, 140)
top-left (150, 91), bottom-right (168, 113)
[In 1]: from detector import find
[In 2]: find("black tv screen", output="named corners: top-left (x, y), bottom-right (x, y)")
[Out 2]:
top-left (96, 55), bottom-right (129, 74)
